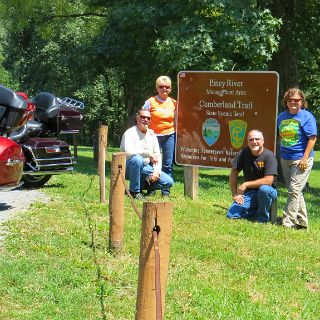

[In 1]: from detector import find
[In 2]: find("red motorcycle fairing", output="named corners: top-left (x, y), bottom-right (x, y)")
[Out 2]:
top-left (0, 136), bottom-right (24, 187)
top-left (16, 91), bottom-right (36, 126)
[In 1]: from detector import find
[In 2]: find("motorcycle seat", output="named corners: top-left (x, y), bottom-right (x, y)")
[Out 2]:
top-left (31, 92), bottom-right (60, 122)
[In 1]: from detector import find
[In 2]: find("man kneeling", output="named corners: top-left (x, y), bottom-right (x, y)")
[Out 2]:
top-left (226, 130), bottom-right (277, 223)
top-left (120, 109), bottom-right (173, 200)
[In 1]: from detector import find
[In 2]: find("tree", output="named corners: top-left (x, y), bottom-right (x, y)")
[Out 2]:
top-left (261, 0), bottom-right (320, 148)
top-left (0, 19), bottom-right (16, 87)
top-left (0, 0), bottom-right (282, 145)
top-left (262, 1), bottom-right (320, 113)
top-left (93, 1), bottom-right (281, 121)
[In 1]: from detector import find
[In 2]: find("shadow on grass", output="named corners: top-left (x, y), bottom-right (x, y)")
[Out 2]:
top-left (312, 159), bottom-right (320, 171)
top-left (38, 183), bottom-right (65, 189)
top-left (173, 165), bottom-right (229, 188)
top-left (72, 146), bottom-right (120, 176)
top-left (74, 154), bottom-right (110, 176)
top-left (73, 148), bottom-right (320, 219)
top-left (0, 203), bottom-right (13, 211)
top-left (199, 173), bottom-right (229, 190)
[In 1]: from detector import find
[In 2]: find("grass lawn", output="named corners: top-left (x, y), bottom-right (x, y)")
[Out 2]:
top-left (0, 148), bottom-right (319, 319)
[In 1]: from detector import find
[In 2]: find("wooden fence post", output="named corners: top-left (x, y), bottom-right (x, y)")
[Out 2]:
top-left (93, 121), bottom-right (102, 163)
top-left (136, 202), bottom-right (173, 320)
top-left (184, 166), bottom-right (199, 200)
top-left (109, 152), bottom-right (126, 252)
top-left (98, 125), bottom-right (108, 204)
top-left (93, 132), bottom-right (98, 162)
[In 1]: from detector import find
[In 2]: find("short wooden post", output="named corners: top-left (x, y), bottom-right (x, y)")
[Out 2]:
top-left (136, 202), bottom-right (173, 320)
top-left (98, 125), bottom-right (108, 204)
top-left (184, 166), bottom-right (199, 200)
top-left (93, 132), bottom-right (98, 162)
top-left (73, 133), bottom-right (78, 159)
top-left (270, 198), bottom-right (278, 224)
top-left (109, 152), bottom-right (126, 252)
top-left (93, 121), bottom-right (102, 162)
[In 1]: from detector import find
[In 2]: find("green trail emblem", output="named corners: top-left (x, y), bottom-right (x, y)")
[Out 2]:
top-left (202, 118), bottom-right (220, 146)
top-left (229, 120), bottom-right (247, 149)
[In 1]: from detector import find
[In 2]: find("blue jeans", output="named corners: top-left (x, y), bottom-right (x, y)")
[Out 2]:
top-left (126, 155), bottom-right (173, 193)
top-left (157, 133), bottom-right (175, 195)
top-left (226, 185), bottom-right (277, 223)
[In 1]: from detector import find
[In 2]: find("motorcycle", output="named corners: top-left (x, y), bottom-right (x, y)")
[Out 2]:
top-left (0, 85), bottom-right (28, 190)
top-left (9, 91), bottom-right (84, 188)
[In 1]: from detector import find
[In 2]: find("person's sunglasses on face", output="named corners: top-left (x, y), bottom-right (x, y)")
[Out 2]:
top-left (140, 115), bottom-right (151, 120)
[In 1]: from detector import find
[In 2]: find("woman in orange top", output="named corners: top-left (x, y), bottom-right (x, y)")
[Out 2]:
top-left (143, 76), bottom-right (176, 196)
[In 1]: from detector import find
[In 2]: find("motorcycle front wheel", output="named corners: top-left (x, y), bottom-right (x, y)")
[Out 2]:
top-left (21, 174), bottom-right (52, 189)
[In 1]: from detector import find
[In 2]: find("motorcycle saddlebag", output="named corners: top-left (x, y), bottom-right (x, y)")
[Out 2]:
top-left (48, 108), bottom-right (84, 134)
top-left (0, 85), bottom-right (28, 134)
top-left (23, 137), bottom-right (74, 172)
top-left (0, 136), bottom-right (24, 187)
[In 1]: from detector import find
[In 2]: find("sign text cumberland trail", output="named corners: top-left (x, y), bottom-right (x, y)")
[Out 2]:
top-left (175, 71), bottom-right (279, 168)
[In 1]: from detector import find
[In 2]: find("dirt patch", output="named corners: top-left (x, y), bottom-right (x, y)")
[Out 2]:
top-left (0, 188), bottom-right (50, 245)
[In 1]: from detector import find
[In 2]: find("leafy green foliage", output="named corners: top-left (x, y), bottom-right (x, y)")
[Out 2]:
top-left (0, 0), bottom-right (319, 148)
top-left (76, 72), bottom-right (128, 145)
top-left (0, 23), bottom-right (16, 87)
top-left (262, 1), bottom-right (320, 113)
top-left (154, 6), bottom-right (280, 71)
top-left (89, 0), bottom-right (281, 141)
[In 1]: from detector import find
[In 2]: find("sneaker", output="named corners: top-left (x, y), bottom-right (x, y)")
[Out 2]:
top-left (161, 189), bottom-right (170, 197)
top-left (276, 217), bottom-right (283, 225)
top-left (130, 191), bottom-right (145, 200)
top-left (161, 192), bottom-right (170, 197)
top-left (295, 224), bottom-right (308, 230)
top-left (283, 224), bottom-right (297, 229)
top-left (145, 190), bottom-right (156, 197)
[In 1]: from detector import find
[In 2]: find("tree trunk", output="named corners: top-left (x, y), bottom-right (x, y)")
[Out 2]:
top-left (268, 0), bottom-right (299, 100)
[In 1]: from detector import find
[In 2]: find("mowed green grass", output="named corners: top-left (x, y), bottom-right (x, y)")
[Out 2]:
top-left (0, 148), bottom-right (319, 319)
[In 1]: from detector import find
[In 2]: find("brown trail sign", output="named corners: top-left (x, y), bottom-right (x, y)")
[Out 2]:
top-left (175, 71), bottom-right (279, 168)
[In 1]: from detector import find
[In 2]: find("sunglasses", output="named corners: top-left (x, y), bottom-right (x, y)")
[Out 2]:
top-left (287, 98), bottom-right (302, 103)
top-left (140, 115), bottom-right (151, 120)
top-left (158, 85), bottom-right (171, 89)
top-left (248, 138), bottom-right (262, 142)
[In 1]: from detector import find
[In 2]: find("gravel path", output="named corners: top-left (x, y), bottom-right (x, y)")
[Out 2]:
top-left (0, 188), bottom-right (50, 245)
